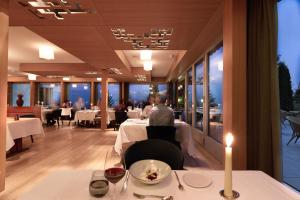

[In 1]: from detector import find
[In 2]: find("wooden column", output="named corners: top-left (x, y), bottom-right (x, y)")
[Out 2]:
top-left (101, 77), bottom-right (108, 130)
top-left (60, 81), bottom-right (65, 105)
top-left (91, 81), bottom-right (95, 106)
top-left (0, 7), bottom-right (8, 191)
top-left (223, 0), bottom-right (247, 169)
top-left (30, 81), bottom-right (35, 106)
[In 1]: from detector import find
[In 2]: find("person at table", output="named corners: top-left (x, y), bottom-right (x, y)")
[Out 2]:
top-left (74, 97), bottom-right (85, 110)
top-left (115, 99), bottom-right (128, 112)
top-left (142, 95), bottom-right (155, 119)
top-left (149, 94), bottom-right (174, 126)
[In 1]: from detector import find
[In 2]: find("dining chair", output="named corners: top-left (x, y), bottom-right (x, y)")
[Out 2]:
top-left (286, 116), bottom-right (300, 145)
top-left (146, 126), bottom-right (181, 149)
top-left (124, 139), bottom-right (184, 170)
top-left (52, 109), bottom-right (62, 127)
top-left (114, 111), bottom-right (128, 131)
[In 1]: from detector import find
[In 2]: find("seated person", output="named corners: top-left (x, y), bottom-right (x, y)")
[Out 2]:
top-left (149, 94), bottom-right (174, 126)
top-left (115, 99), bottom-right (128, 112)
top-left (142, 95), bottom-right (155, 118)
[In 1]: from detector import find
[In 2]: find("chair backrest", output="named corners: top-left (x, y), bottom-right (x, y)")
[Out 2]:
top-left (115, 111), bottom-right (128, 124)
top-left (146, 126), bottom-right (176, 141)
top-left (287, 116), bottom-right (300, 134)
top-left (52, 109), bottom-right (62, 118)
top-left (124, 139), bottom-right (184, 170)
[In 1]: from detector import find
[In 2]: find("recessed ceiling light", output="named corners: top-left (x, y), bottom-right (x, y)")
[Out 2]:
top-left (39, 46), bottom-right (54, 60)
top-left (140, 50), bottom-right (152, 61)
top-left (97, 77), bottom-right (102, 81)
top-left (63, 77), bottom-right (70, 81)
top-left (28, 74), bottom-right (37, 80)
top-left (143, 61), bottom-right (152, 71)
top-left (50, 84), bottom-right (55, 88)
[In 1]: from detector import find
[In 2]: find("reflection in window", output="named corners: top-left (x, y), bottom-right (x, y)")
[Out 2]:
top-left (195, 61), bottom-right (204, 131)
top-left (96, 83), bottom-right (102, 106)
top-left (108, 83), bottom-right (120, 107)
top-left (176, 78), bottom-right (185, 120)
top-left (208, 45), bottom-right (223, 143)
top-left (67, 83), bottom-right (91, 109)
top-left (278, 0), bottom-right (300, 191)
top-left (187, 68), bottom-right (193, 125)
top-left (37, 83), bottom-right (61, 106)
top-left (11, 83), bottom-right (31, 107)
top-left (129, 84), bottom-right (150, 105)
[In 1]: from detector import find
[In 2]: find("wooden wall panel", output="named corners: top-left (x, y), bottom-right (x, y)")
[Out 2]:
top-left (0, 11), bottom-right (8, 192)
top-left (223, 0), bottom-right (247, 170)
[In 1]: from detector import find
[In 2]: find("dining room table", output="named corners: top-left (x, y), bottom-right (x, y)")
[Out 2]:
top-left (74, 109), bottom-right (100, 122)
top-left (114, 119), bottom-right (199, 158)
top-left (18, 169), bottom-right (300, 200)
top-left (107, 109), bottom-right (142, 124)
top-left (6, 117), bottom-right (45, 152)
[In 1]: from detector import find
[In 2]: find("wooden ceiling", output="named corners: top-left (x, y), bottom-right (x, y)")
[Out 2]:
top-left (9, 0), bottom-right (222, 82)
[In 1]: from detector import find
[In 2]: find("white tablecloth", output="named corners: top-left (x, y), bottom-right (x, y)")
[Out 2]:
top-left (74, 110), bottom-right (99, 122)
top-left (115, 119), bottom-right (198, 158)
top-left (6, 118), bottom-right (45, 151)
top-left (107, 109), bottom-right (142, 124)
top-left (18, 170), bottom-right (300, 200)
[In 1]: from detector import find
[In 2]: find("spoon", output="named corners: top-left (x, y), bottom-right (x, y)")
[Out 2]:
top-left (133, 192), bottom-right (173, 200)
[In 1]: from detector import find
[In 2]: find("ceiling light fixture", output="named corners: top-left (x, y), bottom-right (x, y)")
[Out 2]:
top-left (50, 83), bottom-right (55, 88)
top-left (140, 50), bottom-right (152, 61)
top-left (143, 61), bottom-right (153, 71)
top-left (63, 77), bottom-right (70, 81)
top-left (28, 73), bottom-right (37, 80)
top-left (97, 77), bottom-right (102, 81)
top-left (39, 45), bottom-right (54, 60)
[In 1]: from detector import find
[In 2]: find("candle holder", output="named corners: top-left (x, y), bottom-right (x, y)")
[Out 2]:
top-left (219, 190), bottom-right (240, 199)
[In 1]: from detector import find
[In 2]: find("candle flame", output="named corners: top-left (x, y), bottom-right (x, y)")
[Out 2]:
top-left (226, 133), bottom-right (234, 147)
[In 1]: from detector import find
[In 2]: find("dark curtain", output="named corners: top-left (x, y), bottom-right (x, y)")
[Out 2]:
top-left (247, 0), bottom-right (282, 180)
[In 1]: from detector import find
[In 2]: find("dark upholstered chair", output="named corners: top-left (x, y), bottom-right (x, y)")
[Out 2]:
top-left (124, 139), bottom-right (184, 170)
top-left (114, 111), bottom-right (128, 130)
top-left (146, 126), bottom-right (181, 149)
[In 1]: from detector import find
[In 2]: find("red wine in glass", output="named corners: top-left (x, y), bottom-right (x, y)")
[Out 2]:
top-left (104, 167), bottom-right (126, 184)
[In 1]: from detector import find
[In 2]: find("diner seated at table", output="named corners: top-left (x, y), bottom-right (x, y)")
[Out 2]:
top-left (74, 97), bottom-right (85, 110)
top-left (115, 99), bottom-right (128, 112)
top-left (141, 95), bottom-right (155, 119)
top-left (149, 94), bottom-right (174, 126)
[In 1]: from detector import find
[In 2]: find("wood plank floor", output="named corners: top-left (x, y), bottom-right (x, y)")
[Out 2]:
top-left (0, 125), bottom-right (221, 200)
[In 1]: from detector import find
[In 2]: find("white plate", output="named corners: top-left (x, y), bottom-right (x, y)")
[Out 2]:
top-left (129, 160), bottom-right (171, 185)
top-left (183, 173), bottom-right (212, 188)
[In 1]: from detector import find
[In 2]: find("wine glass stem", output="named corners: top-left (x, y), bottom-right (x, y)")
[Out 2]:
top-left (112, 183), bottom-right (116, 200)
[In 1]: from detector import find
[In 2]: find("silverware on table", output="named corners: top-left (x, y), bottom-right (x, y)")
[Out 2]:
top-left (174, 171), bottom-right (184, 190)
top-left (133, 192), bottom-right (173, 200)
top-left (120, 171), bottom-right (130, 193)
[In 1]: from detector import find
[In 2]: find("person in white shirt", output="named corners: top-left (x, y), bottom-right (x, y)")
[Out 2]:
top-left (142, 96), bottom-right (155, 118)
top-left (149, 94), bottom-right (174, 126)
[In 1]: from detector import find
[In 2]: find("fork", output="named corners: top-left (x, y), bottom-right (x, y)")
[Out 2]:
top-left (133, 192), bottom-right (173, 200)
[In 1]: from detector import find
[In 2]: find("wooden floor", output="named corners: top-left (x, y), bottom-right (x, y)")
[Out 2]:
top-left (0, 125), bottom-right (221, 200)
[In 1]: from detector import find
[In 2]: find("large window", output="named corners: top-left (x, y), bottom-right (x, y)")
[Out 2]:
top-left (157, 84), bottom-right (168, 95)
top-left (129, 84), bottom-right (150, 105)
top-left (96, 83), bottom-right (102, 106)
top-left (208, 45), bottom-right (223, 143)
top-left (187, 68), bottom-right (193, 125)
top-left (108, 83), bottom-right (120, 107)
top-left (37, 83), bottom-right (61, 106)
top-left (195, 60), bottom-right (204, 131)
top-left (278, 0), bottom-right (300, 191)
top-left (10, 83), bottom-right (31, 107)
top-left (67, 83), bottom-right (91, 109)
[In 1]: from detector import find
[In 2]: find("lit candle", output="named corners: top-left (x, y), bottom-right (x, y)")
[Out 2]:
top-left (224, 133), bottom-right (234, 197)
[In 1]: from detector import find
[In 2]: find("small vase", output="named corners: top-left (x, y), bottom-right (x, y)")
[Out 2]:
top-left (16, 94), bottom-right (24, 107)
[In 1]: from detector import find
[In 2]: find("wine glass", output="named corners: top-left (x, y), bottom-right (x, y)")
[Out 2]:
top-left (104, 148), bottom-right (126, 200)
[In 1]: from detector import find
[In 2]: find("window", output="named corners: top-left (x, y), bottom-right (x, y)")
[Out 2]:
top-left (177, 78), bottom-right (185, 110)
top-left (96, 83), bottom-right (102, 105)
top-left (10, 83), bottom-right (31, 106)
top-left (66, 83), bottom-right (91, 109)
top-left (37, 83), bottom-right (61, 106)
top-left (208, 45), bottom-right (223, 143)
top-left (278, 0), bottom-right (300, 191)
top-left (129, 84), bottom-right (150, 105)
top-left (195, 60), bottom-right (204, 131)
top-left (187, 68), bottom-right (193, 125)
top-left (108, 83), bottom-right (120, 107)
top-left (157, 84), bottom-right (168, 95)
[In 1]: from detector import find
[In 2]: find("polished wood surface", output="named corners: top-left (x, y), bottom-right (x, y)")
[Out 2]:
top-left (223, 0), bottom-right (247, 170)
top-left (0, 11), bottom-right (8, 192)
top-left (0, 126), bottom-right (220, 199)
top-left (101, 77), bottom-right (108, 130)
